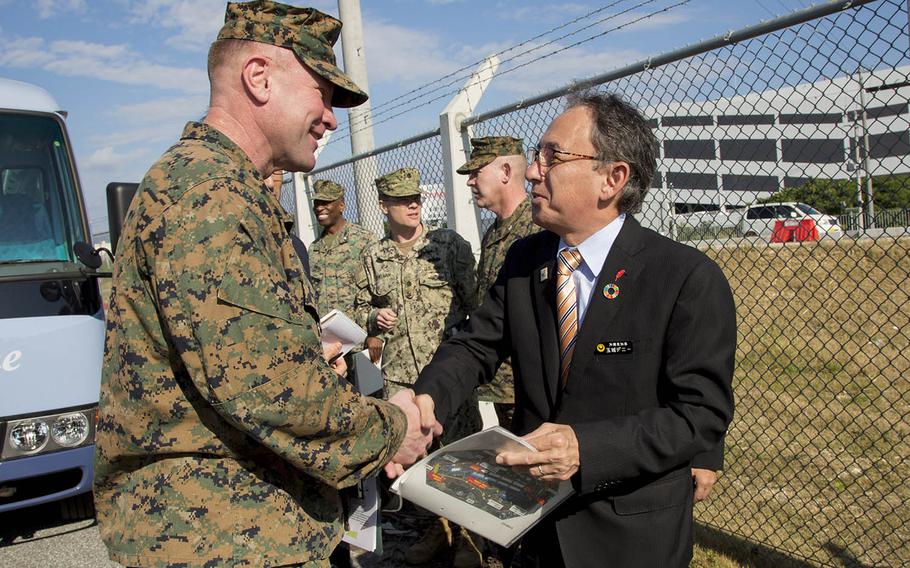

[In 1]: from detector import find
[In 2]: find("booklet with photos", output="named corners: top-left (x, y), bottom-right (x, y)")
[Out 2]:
top-left (390, 426), bottom-right (574, 548)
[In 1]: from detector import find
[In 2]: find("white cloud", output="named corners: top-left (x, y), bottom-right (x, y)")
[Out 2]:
top-left (111, 95), bottom-right (209, 123)
top-left (35, 0), bottom-right (86, 19)
top-left (126, 0), bottom-right (224, 51)
top-left (363, 18), bottom-right (460, 85)
top-left (84, 145), bottom-right (147, 170)
top-left (0, 36), bottom-right (207, 94)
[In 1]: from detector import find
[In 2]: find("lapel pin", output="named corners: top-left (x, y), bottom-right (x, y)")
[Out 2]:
top-left (539, 266), bottom-right (549, 282)
top-left (603, 269), bottom-right (626, 300)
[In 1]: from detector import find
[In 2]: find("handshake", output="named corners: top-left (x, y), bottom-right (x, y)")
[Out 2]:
top-left (383, 388), bottom-right (442, 479)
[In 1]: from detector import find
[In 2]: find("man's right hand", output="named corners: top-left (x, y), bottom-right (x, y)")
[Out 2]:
top-left (375, 308), bottom-right (398, 331)
top-left (385, 389), bottom-right (442, 478)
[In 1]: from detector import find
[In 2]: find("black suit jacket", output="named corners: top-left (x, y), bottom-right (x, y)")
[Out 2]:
top-left (413, 217), bottom-right (736, 568)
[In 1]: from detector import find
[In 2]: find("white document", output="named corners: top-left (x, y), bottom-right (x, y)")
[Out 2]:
top-left (390, 426), bottom-right (574, 548)
top-left (341, 477), bottom-right (380, 552)
top-left (319, 309), bottom-right (367, 357)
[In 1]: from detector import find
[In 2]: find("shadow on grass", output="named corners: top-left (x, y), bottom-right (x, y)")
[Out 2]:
top-left (695, 523), bottom-right (816, 568)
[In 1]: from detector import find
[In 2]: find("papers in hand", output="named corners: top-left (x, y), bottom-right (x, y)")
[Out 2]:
top-left (319, 309), bottom-right (367, 358)
top-left (390, 426), bottom-right (574, 548)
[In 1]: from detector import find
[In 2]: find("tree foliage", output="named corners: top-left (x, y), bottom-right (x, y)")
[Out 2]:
top-left (760, 175), bottom-right (910, 215)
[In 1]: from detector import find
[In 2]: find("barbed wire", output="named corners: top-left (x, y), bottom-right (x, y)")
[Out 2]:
top-left (332, 0), bottom-right (667, 137)
top-left (327, 0), bottom-right (690, 146)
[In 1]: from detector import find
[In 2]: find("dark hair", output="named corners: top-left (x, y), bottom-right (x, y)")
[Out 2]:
top-left (565, 91), bottom-right (657, 214)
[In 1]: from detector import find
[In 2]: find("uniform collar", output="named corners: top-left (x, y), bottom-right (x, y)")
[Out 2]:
top-left (181, 121), bottom-right (294, 230)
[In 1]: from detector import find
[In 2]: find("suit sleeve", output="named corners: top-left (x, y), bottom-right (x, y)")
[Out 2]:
top-left (155, 207), bottom-right (406, 490)
top-left (414, 240), bottom-right (514, 424)
top-left (573, 257), bottom-right (736, 494)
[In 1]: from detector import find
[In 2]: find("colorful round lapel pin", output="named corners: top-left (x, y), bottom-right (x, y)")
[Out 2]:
top-left (603, 269), bottom-right (626, 300)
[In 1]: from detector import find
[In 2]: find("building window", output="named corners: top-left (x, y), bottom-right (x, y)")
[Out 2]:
top-left (666, 172), bottom-right (718, 190)
top-left (781, 138), bottom-right (844, 163)
top-left (851, 131), bottom-right (910, 159)
top-left (847, 103), bottom-right (908, 121)
top-left (662, 115), bottom-right (714, 127)
top-left (722, 174), bottom-right (780, 192)
top-left (779, 112), bottom-right (843, 124)
top-left (664, 140), bottom-right (716, 160)
top-left (784, 176), bottom-right (811, 188)
top-left (651, 171), bottom-right (663, 188)
top-left (719, 139), bottom-right (777, 162)
top-left (717, 114), bottom-right (775, 126)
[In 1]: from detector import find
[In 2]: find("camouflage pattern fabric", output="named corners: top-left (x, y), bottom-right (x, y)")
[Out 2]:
top-left (375, 167), bottom-right (422, 198)
top-left (94, 122), bottom-right (406, 568)
top-left (355, 228), bottom-right (474, 388)
top-left (311, 179), bottom-right (345, 201)
top-left (217, 1), bottom-right (367, 108)
top-left (309, 221), bottom-right (377, 318)
top-left (473, 198), bottom-right (539, 404)
top-left (456, 135), bottom-right (524, 174)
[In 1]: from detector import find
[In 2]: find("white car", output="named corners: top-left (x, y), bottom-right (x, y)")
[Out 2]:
top-left (739, 202), bottom-right (843, 239)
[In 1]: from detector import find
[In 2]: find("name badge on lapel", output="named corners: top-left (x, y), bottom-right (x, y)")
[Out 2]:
top-left (595, 341), bottom-right (633, 355)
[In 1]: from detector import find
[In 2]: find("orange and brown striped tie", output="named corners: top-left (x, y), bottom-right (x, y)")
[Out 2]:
top-left (556, 248), bottom-right (583, 387)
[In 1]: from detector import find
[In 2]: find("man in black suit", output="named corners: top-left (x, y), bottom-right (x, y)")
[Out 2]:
top-left (406, 92), bottom-right (736, 567)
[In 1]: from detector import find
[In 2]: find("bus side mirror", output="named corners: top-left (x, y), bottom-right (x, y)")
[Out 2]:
top-left (73, 241), bottom-right (102, 269)
top-left (106, 182), bottom-right (139, 253)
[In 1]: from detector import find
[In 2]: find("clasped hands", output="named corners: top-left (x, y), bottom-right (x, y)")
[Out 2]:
top-left (384, 393), bottom-right (581, 482)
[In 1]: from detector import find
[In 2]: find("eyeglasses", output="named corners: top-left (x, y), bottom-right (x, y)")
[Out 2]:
top-left (526, 144), bottom-right (597, 170)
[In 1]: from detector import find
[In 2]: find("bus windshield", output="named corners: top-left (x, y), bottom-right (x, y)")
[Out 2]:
top-left (0, 112), bottom-right (87, 269)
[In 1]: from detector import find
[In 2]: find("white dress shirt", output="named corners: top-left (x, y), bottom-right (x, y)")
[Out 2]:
top-left (557, 213), bottom-right (625, 328)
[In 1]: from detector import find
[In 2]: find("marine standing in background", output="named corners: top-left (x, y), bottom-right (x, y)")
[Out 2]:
top-left (459, 136), bottom-right (538, 428)
top-left (355, 167), bottom-right (475, 393)
top-left (309, 179), bottom-right (378, 318)
top-left (93, 3), bottom-right (435, 567)
top-left (354, 167), bottom-right (484, 568)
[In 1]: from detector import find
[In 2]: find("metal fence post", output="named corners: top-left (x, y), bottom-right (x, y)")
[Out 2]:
top-left (438, 56), bottom-right (499, 255)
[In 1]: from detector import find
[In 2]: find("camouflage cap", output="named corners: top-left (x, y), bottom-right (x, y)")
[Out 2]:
top-left (376, 167), bottom-right (421, 198)
top-left (217, 1), bottom-right (368, 108)
top-left (456, 136), bottom-right (524, 174)
top-left (312, 179), bottom-right (345, 201)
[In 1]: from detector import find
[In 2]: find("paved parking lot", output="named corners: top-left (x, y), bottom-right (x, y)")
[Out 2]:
top-left (0, 502), bottom-right (117, 568)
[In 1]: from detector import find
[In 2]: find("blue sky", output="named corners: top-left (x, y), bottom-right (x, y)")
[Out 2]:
top-left (0, 0), bottom-right (819, 234)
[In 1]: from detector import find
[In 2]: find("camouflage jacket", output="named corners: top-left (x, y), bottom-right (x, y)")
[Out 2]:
top-left (474, 198), bottom-right (538, 403)
top-left (355, 228), bottom-right (475, 386)
top-left (94, 122), bottom-right (406, 568)
top-left (310, 221), bottom-right (377, 318)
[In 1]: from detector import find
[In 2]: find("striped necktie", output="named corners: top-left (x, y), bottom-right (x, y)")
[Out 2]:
top-left (556, 248), bottom-right (583, 387)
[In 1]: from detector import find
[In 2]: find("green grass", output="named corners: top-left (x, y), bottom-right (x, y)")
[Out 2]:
top-left (691, 236), bottom-right (910, 567)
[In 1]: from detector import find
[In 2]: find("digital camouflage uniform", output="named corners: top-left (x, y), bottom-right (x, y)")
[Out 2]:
top-left (94, 4), bottom-right (404, 568)
top-left (458, 136), bottom-right (540, 412)
top-left (308, 181), bottom-right (378, 318)
top-left (355, 168), bottom-right (480, 442)
top-left (473, 198), bottom-right (537, 406)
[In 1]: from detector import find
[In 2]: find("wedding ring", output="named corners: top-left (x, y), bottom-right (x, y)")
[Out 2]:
top-left (537, 465), bottom-right (545, 476)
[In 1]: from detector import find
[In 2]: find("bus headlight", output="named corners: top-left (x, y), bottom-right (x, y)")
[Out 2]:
top-left (51, 413), bottom-right (89, 447)
top-left (9, 420), bottom-right (49, 453)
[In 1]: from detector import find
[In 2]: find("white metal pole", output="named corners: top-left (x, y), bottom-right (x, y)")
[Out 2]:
top-left (337, 0), bottom-right (381, 235)
top-left (439, 56), bottom-right (500, 256)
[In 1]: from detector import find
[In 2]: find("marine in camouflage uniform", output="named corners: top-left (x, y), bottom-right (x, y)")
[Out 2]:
top-left (308, 179), bottom-right (378, 318)
top-left (354, 168), bottom-right (480, 442)
top-left (459, 136), bottom-right (538, 426)
top-left (94, 4), bottom-right (415, 567)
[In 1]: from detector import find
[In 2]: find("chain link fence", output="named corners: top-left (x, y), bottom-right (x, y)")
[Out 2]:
top-left (307, 1), bottom-right (909, 565)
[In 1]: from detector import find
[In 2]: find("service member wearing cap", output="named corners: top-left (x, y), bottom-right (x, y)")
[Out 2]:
top-left (94, 3), bottom-right (437, 567)
top-left (354, 167), bottom-right (483, 567)
top-left (461, 137), bottom-right (538, 428)
top-left (309, 179), bottom-right (378, 319)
